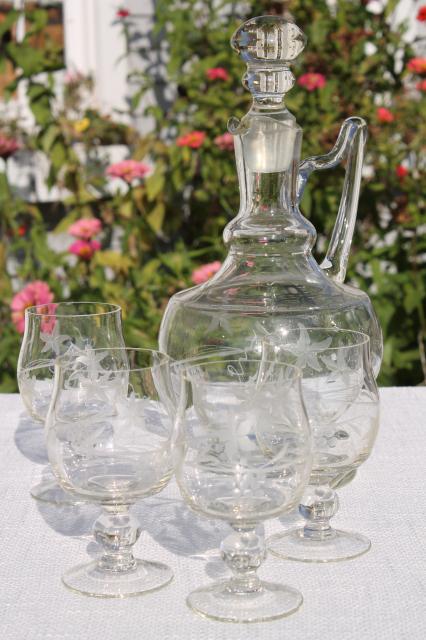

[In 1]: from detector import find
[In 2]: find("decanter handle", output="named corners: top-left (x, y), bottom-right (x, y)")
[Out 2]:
top-left (298, 117), bottom-right (368, 284)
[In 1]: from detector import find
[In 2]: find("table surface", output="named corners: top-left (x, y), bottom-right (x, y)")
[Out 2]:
top-left (1, 388), bottom-right (425, 640)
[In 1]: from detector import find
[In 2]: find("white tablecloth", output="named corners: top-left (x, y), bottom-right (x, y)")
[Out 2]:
top-left (1, 389), bottom-right (425, 640)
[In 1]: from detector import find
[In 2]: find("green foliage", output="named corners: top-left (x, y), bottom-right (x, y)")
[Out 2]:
top-left (0, 1), bottom-right (425, 389)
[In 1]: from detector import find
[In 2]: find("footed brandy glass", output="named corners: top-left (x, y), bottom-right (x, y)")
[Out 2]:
top-left (266, 329), bottom-right (379, 562)
top-left (17, 302), bottom-right (125, 504)
top-left (46, 348), bottom-right (174, 598)
top-left (174, 356), bottom-right (312, 622)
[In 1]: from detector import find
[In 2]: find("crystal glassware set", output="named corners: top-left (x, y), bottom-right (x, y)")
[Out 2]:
top-left (16, 14), bottom-right (382, 623)
top-left (17, 301), bottom-right (379, 620)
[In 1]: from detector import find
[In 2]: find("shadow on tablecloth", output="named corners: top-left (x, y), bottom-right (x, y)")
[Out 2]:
top-left (14, 413), bottom-right (48, 465)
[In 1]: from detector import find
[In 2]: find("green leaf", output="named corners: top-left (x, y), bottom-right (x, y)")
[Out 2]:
top-left (0, 10), bottom-right (19, 39)
top-left (26, 82), bottom-right (52, 125)
top-left (119, 200), bottom-right (133, 219)
top-left (134, 259), bottom-right (162, 286)
top-left (145, 172), bottom-right (165, 201)
top-left (50, 139), bottom-right (67, 172)
top-left (40, 124), bottom-right (61, 153)
top-left (147, 202), bottom-right (166, 233)
top-left (52, 210), bottom-right (80, 234)
top-left (94, 251), bottom-right (133, 274)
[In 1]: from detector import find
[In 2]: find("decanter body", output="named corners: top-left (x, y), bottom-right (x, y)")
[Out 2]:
top-left (159, 16), bottom-right (382, 376)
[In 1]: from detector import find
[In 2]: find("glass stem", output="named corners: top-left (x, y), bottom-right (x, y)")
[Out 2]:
top-left (220, 524), bottom-right (266, 594)
top-left (94, 505), bottom-right (141, 573)
top-left (299, 484), bottom-right (339, 541)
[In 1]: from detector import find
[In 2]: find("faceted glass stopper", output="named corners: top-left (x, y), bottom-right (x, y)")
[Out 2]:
top-left (231, 16), bottom-right (306, 100)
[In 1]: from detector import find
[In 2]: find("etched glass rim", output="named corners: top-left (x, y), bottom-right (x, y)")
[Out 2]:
top-left (179, 357), bottom-right (302, 385)
top-left (56, 347), bottom-right (171, 373)
top-left (266, 328), bottom-right (370, 352)
top-left (25, 301), bottom-right (121, 318)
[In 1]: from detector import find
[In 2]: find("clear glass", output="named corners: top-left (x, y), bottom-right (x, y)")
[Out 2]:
top-left (17, 302), bottom-right (125, 504)
top-left (265, 329), bottom-right (380, 562)
top-left (173, 355), bottom-right (312, 622)
top-left (159, 16), bottom-right (382, 378)
top-left (46, 348), bottom-right (175, 598)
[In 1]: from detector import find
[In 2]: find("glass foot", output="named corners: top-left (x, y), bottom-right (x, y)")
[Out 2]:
top-left (30, 479), bottom-right (86, 506)
top-left (187, 579), bottom-right (303, 623)
top-left (268, 528), bottom-right (371, 563)
top-left (62, 559), bottom-right (173, 598)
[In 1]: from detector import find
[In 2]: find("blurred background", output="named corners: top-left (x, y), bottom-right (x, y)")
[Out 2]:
top-left (0, 0), bottom-right (425, 389)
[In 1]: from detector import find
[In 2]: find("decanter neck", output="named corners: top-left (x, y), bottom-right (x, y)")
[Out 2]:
top-left (224, 109), bottom-right (316, 254)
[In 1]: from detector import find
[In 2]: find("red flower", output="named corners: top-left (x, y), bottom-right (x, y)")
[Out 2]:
top-left (176, 131), bottom-right (206, 149)
top-left (407, 57), bottom-right (426, 74)
top-left (417, 6), bottom-right (426, 21)
top-left (297, 73), bottom-right (326, 91)
top-left (376, 107), bottom-right (394, 123)
top-left (416, 79), bottom-right (426, 91)
top-left (116, 8), bottom-right (130, 18)
top-left (69, 239), bottom-right (101, 261)
top-left (214, 132), bottom-right (234, 151)
top-left (0, 134), bottom-right (20, 159)
top-left (17, 225), bottom-right (27, 237)
top-left (206, 67), bottom-right (230, 81)
top-left (395, 165), bottom-right (409, 179)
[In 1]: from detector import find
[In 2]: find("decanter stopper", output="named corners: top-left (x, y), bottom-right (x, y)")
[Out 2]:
top-left (231, 16), bottom-right (306, 102)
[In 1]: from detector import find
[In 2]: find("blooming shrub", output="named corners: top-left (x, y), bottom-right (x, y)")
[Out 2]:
top-left (0, 0), bottom-right (425, 389)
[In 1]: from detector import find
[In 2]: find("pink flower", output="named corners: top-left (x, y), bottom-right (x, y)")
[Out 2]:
top-left (395, 165), bottom-right (409, 179)
top-left (417, 6), bottom-right (426, 21)
top-left (69, 239), bottom-right (101, 261)
top-left (191, 261), bottom-right (221, 285)
top-left (117, 8), bottom-right (130, 18)
top-left (176, 131), bottom-right (206, 149)
top-left (376, 107), bottom-right (394, 123)
top-left (106, 159), bottom-right (152, 183)
top-left (0, 135), bottom-right (20, 159)
top-left (206, 67), bottom-right (230, 81)
top-left (11, 281), bottom-right (54, 334)
top-left (407, 58), bottom-right (426, 74)
top-left (297, 73), bottom-right (326, 91)
top-left (417, 79), bottom-right (426, 91)
top-left (68, 218), bottom-right (102, 240)
top-left (214, 132), bottom-right (234, 151)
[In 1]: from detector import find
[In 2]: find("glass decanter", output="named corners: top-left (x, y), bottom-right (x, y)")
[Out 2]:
top-left (159, 16), bottom-right (382, 377)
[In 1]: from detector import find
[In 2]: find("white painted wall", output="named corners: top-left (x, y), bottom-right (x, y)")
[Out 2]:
top-left (62, 0), bottom-right (158, 130)
top-left (63, 0), bottom-right (130, 120)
